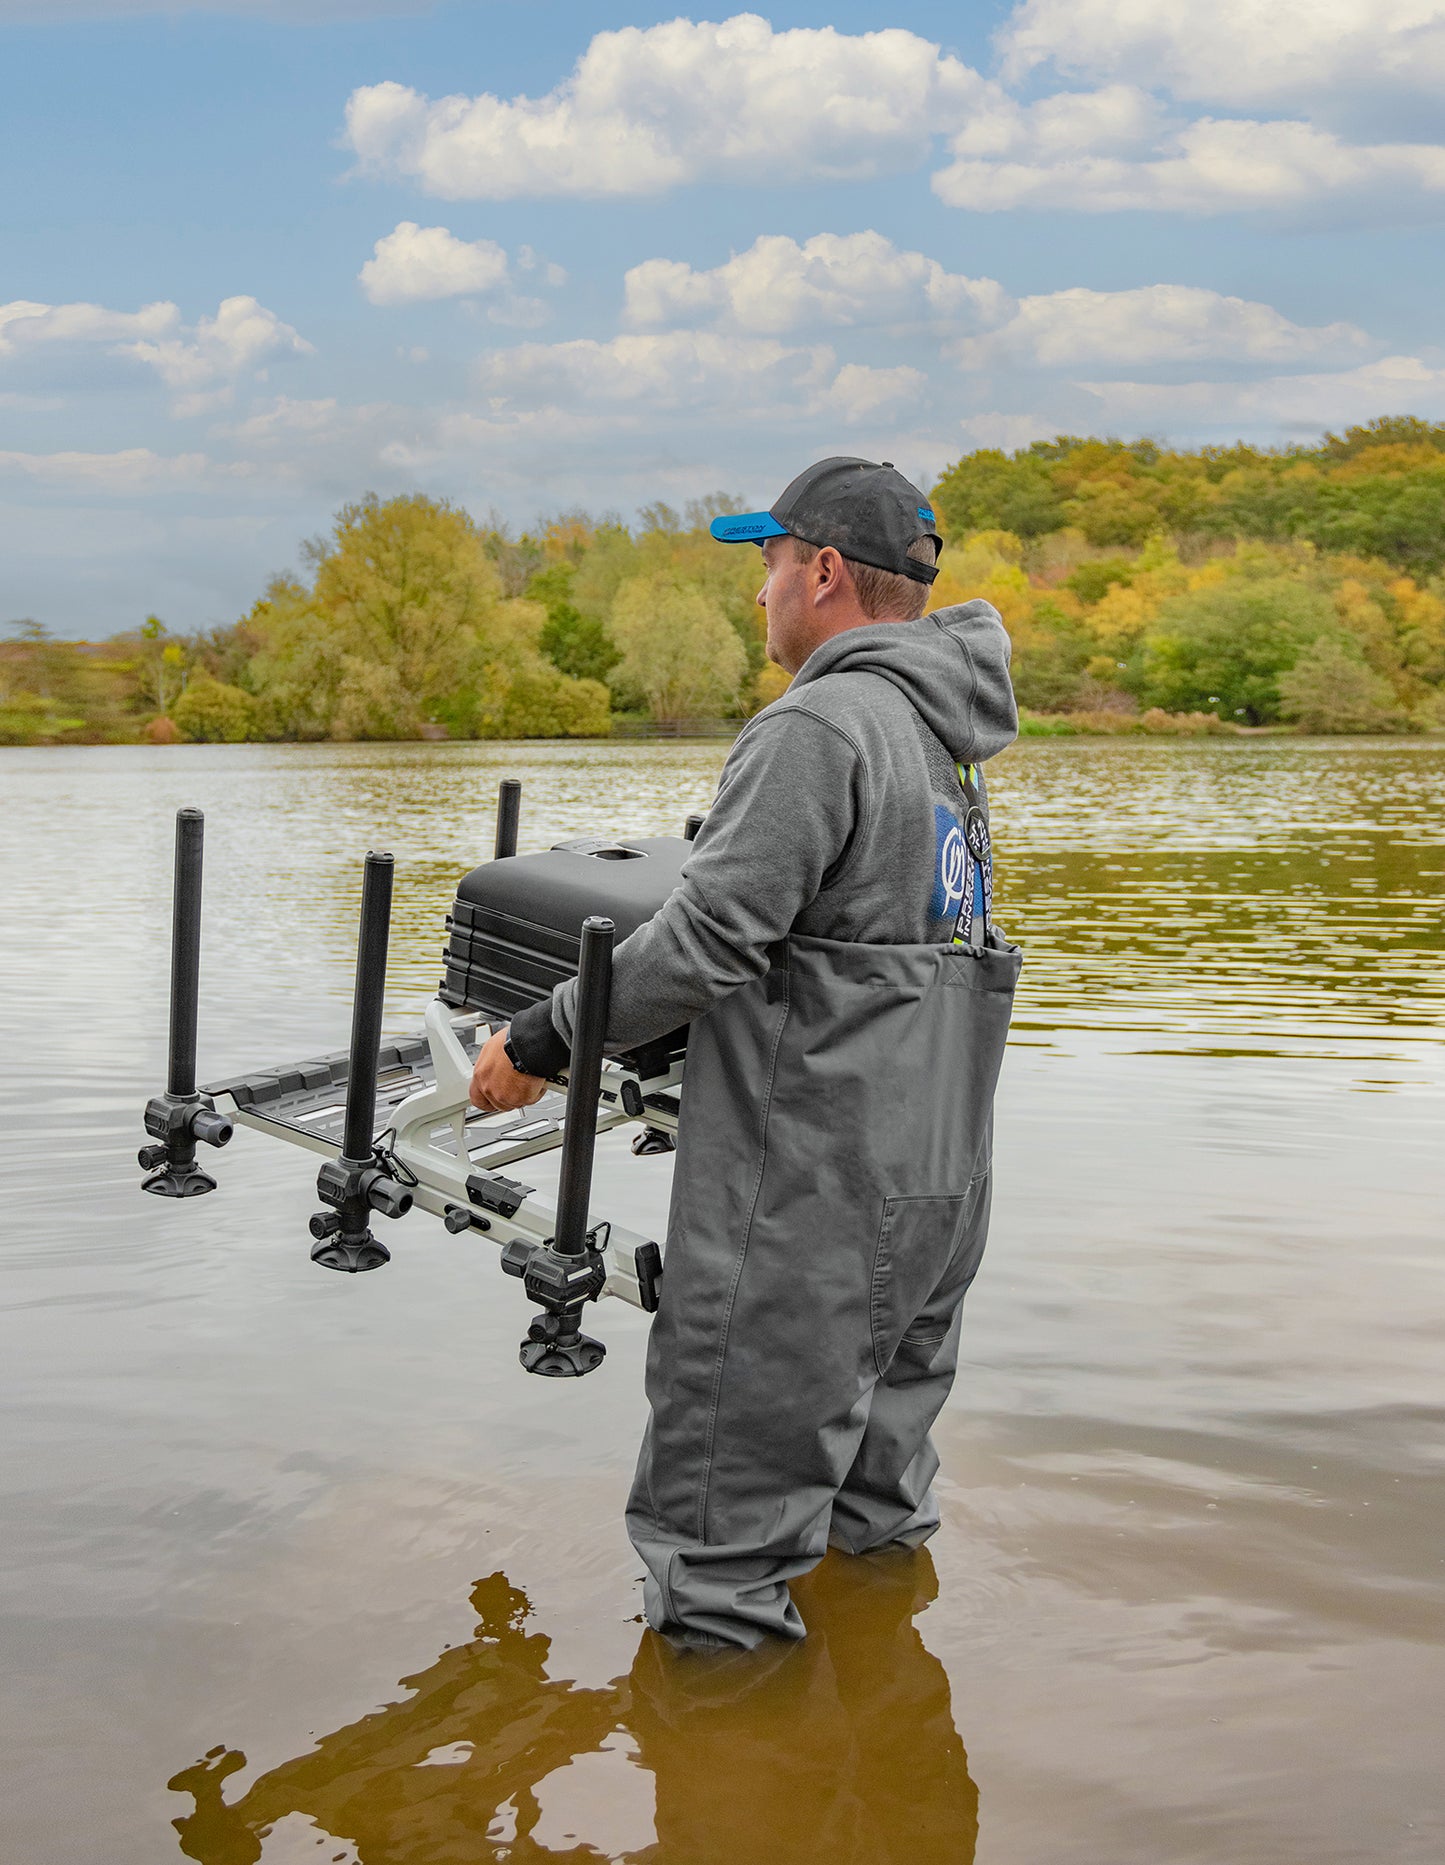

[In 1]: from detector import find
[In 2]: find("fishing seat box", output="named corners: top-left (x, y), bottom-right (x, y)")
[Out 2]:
top-left (440, 835), bottom-right (691, 1077)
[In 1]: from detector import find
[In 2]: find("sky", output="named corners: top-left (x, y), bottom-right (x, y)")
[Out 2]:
top-left (2, 0), bottom-right (1443, 635)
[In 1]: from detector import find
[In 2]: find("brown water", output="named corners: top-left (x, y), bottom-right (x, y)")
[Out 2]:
top-left (1, 738), bottom-right (1441, 1864)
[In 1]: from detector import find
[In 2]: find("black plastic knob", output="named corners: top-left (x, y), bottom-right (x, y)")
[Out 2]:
top-left (365, 1173), bottom-right (413, 1221)
top-left (191, 1107), bottom-right (233, 1149)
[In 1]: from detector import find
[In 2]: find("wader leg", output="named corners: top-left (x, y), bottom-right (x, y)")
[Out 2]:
top-left (625, 1238), bottom-right (882, 1650)
top-left (827, 1308), bottom-right (963, 1554)
top-left (830, 1170), bottom-right (993, 1555)
top-left (626, 1176), bottom-right (993, 1646)
top-left (626, 1409), bottom-right (863, 1651)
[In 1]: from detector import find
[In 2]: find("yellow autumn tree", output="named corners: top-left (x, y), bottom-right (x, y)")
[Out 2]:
top-left (610, 574), bottom-right (748, 723)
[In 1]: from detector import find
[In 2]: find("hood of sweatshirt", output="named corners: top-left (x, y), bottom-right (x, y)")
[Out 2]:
top-left (785, 600), bottom-right (1017, 766)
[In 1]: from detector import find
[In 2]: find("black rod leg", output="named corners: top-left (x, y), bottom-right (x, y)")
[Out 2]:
top-left (310, 851), bottom-right (413, 1273)
top-left (494, 779), bottom-right (521, 860)
top-left (554, 917), bottom-right (613, 1259)
top-left (168, 806), bottom-right (204, 1100)
top-left (504, 916), bottom-right (615, 1377)
top-left (140, 808), bottom-right (233, 1198)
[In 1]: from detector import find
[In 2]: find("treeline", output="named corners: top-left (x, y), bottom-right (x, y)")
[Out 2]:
top-left (0, 491), bottom-right (778, 746)
top-left (930, 415), bottom-right (1445, 734)
top-left (4, 415), bottom-right (1444, 745)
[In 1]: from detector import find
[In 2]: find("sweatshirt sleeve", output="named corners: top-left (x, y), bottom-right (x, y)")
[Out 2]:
top-left (506, 706), bottom-right (865, 1075)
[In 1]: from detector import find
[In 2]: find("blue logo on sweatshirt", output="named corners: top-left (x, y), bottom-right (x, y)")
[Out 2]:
top-left (930, 805), bottom-right (968, 919)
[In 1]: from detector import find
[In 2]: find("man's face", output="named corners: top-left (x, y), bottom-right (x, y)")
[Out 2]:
top-left (756, 535), bottom-right (813, 675)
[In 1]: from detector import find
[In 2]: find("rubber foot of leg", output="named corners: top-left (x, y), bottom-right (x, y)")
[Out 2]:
top-left (519, 1333), bottom-right (606, 1377)
top-left (310, 1232), bottom-right (391, 1273)
top-left (142, 1164), bottom-right (218, 1198)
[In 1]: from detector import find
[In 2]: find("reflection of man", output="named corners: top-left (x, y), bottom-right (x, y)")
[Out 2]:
top-left (472, 458), bottom-right (1019, 1649)
top-left (168, 1555), bottom-right (976, 1865)
top-left (630, 1551), bottom-right (977, 1865)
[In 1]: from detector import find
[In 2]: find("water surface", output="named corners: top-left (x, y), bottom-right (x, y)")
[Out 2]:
top-left (1, 738), bottom-right (1441, 1863)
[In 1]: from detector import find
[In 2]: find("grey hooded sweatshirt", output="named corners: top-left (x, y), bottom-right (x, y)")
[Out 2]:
top-left (510, 599), bottom-right (1018, 1073)
top-left (508, 600), bottom-right (1022, 1651)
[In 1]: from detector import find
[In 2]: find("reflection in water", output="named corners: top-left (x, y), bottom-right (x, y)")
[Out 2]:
top-left (168, 1551), bottom-right (974, 1865)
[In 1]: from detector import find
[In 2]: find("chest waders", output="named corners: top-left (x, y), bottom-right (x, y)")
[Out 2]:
top-left (626, 768), bottom-right (1021, 1649)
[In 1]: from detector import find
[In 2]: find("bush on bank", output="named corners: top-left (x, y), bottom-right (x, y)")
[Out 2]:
top-left (5, 417), bottom-right (1445, 744)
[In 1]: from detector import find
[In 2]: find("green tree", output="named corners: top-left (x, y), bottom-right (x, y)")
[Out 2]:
top-left (135, 615), bottom-right (187, 716)
top-left (1297, 469), bottom-right (1445, 574)
top-left (931, 449), bottom-right (1064, 539)
top-left (610, 574), bottom-right (747, 722)
top-left (244, 494), bottom-right (607, 740)
top-left (527, 562), bottom-right (621, 684)
top-left (487, 662), bottom-right (611, 737)
top-left (1141, 576), bottom-right (1335, 723)
top-left (1277, 638), bottom-right (1411, 733)
top-left (172, 675), bottom-right (258, 743)
top-left (0, 621), bottom-right (91, 743)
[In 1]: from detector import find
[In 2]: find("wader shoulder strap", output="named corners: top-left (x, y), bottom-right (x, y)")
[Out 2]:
top-left (951, 762), bottom-right (993, 952)
top-left (848, 670), bottom-right (995, 952)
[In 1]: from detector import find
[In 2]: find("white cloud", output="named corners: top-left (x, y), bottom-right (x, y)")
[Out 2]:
top-left (477, 329), bottom-right (832, 411)
top-left (624, 232), bottom-right (1010, 336)
top-left (0, 447), bottom-right (218, 491)
top-left (1080, 354), bottom-right (1445, 432)
top-left (0, 299), bottom-right (178, 353)
top-left (948, 83), bottom-right (1167, 162)
top-left (338, 12), bottom-right (1445, 222)
top-left (815, 363), bottom-right (928, 422)
top-left (120, 296), bottom-right (310, 387)
top-left (517, 247), bottom-right (568, 288)
top-left (0, 294), bottom-right (310, 415)
top-left (221, 396), bottom-right (346, 442)
top-left (934, 112), bottom-right (1445, 215)
top-left (998, 0), bottom-right (1445, 111)
top-left (474, 327), bottom-right (931, 432)
top-left (956, 284), bottom-right (1371, 369)
top-left (359, 221), bottom-right (510, 305)
top-left (956, 412), bottom-right (1062, 452)
top-left (342, 15), bottom-right (984, 199)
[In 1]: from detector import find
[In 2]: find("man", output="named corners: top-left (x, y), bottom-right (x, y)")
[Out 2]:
top-left (471, 457), bottom-right (1021, 1649)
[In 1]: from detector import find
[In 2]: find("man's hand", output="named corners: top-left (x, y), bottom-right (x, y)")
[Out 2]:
top-left (469, 1026), bottom-right (549, 1115)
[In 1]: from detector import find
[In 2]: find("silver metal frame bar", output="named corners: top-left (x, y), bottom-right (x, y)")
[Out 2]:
top-left (210, 1000), bottom-right (683, 1312)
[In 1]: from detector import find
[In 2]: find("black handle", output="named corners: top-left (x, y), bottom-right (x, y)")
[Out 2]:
top-left (341, 851), bottom-right (394, 1165)
top-left (495, 779), bottom-right (521, 860)
top-left (167, 808), bottom-right (205, 1099)
top-left (553, 916), bottom-right (614, 1258)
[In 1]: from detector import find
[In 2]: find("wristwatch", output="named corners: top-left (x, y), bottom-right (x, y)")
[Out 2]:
top-left (502, 1030), bottom-right (526, 1073)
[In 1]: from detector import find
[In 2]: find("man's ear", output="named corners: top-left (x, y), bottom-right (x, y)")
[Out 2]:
top-left (812, 545), bottom-right (848, 604)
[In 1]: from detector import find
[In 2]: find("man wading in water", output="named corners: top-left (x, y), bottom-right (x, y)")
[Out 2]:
top-left (471, 457), bottom-right (1021, 1649)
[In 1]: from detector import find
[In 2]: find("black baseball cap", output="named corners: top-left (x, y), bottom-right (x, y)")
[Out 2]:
top-left (710, 456), bottom-right (941, 585)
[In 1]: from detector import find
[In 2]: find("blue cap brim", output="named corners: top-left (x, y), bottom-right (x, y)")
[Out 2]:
top-left (709, 512), bottom-right (790, 544)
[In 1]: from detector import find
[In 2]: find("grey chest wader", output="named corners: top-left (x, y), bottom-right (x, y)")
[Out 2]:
top-left (627, 766), bottom-right (1022, 1648)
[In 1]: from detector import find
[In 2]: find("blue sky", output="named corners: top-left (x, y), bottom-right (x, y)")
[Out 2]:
top-left (3, 0), bottom-right (1442, 634)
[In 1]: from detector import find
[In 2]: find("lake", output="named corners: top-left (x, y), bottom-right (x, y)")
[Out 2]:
top-left (1, 736), bottom-right (1441, 1864)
